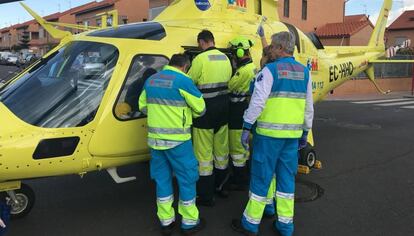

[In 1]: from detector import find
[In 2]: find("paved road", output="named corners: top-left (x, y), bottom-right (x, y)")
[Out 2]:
top-left (0, 65), bottom-right (20, 85)
top-left (5, 97), bottom-right (414, 236)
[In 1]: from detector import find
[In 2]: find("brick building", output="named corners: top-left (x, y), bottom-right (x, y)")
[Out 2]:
top-left (316, 14), bottom-right (374, 46)
top-left (72, 0), bottom-right (149, 28)
top-left (386, 10), bottom-right (414, 47)
top-left (143, 0), bottom-right (348, 32)
top-left (0, 1), bottom-right (96, 55)
top-left (277, 0), bottom-right (346, 33)
top-left (0, 0), bottom-right (348, 54)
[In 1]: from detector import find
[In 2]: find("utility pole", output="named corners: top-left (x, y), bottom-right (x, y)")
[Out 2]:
top-left (362, 4), bottom-right (367, 15)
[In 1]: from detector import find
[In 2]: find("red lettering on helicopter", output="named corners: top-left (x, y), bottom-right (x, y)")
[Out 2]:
top-left (236, 0), bottom-right (246, 8)
top-left (227, 0), bottom-right (247, 11)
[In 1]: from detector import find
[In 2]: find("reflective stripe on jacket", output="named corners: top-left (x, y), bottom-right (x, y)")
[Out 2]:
top-left (189, 47), bottom-right (232, 129)
top-left (188, 48), bottom-right (232, 99)
top-left (229, 62), bottom-right (257, 103)
top-left (139, 65), bottom-right (206, 150)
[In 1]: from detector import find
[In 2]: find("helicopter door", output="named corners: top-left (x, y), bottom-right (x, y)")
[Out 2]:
top-left (88, 54), bottom-right (169, 157)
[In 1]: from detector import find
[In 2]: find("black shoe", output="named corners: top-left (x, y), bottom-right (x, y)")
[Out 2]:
top-left (161, 221), bottom-right (176, 236)
top-left (196, 197), bottom-right (215, 207)
top-left (231, 219), bottom-right (258, 236)
top-left (215, 168), bottom-right (230, 197)
top-left (197, 176), bottom-right (215, 205)
top-left (181, 218), bottom-right (206, 235)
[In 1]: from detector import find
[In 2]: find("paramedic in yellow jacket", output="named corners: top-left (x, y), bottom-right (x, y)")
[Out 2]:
top-left (228, 36), bottom-right (257, 191)
top-left (188, 30), bottom-right (233, 206)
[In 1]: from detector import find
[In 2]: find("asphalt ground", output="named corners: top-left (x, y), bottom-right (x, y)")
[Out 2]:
top-left (0, 65), bottom-right (20, 85)
top-left (2, 70), bottom-right (414, 235)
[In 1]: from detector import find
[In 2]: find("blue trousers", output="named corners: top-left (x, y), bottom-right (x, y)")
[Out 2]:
top-left (241, 134), bottom-right (298, 236)
top-left (150, 140), bottom-right (200, 229)
top-left (0, 201), bottom-right (10, 236)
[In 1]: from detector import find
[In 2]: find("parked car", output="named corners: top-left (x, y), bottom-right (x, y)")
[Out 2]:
top-left (6, 55), bottom-right (18, 65)
top-left (82, 56), bottom-right (106, 77)
top-left (17, 54), bottom-right (38, 69)
top-left (0, 52), bottom-right (13, 65)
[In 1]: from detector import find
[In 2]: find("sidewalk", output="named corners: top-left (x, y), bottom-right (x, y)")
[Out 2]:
top-left (325, 91), bottom-right (414, 101)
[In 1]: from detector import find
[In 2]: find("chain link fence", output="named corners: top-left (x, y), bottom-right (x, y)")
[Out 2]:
top-left (356, 55), bottom-right (414, 79)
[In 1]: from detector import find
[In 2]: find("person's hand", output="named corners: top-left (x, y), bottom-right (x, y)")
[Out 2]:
top-left (299, 131), bottom-right (308, 150)
top-left (257, 25), bottom-right (265, 38)
top-left (0, 218), bottom-right (5, 228)
top-left (241, 129), bottom-right (250, 150)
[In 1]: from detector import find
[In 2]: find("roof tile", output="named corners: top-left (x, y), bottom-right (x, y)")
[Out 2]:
top-left (388, 10), bottom-right (414, 30)
top-left (316, 15), bottom-right (373, 38)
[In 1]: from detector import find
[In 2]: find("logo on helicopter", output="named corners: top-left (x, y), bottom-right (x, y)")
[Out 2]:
top-left (195, 0), bottom-right (211, 11)
top-left (227, 0), bottom-right (247, 12)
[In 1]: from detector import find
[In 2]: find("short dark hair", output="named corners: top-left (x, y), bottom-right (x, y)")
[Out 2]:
top-left (169, 54), bottom-right (190, 68)
top-left (197, 30), bottom-right (215, 43)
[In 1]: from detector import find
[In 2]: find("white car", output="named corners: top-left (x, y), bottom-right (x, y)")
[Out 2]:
top-left (6, 55), bottom-right (18, 65)
top-left (82, 57), bottom-right (106, 77)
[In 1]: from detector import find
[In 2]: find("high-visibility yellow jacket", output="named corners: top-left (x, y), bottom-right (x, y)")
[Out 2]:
top-left (243, 57), bottom-right (313, 138)
top-left (188, 47), bottom-right (232, 129)
top-left (188, 48), bottom-right (232, 99)
top-left (228, 60), bottom-right (257, 103)
top-left (139, 65), bottom-right (206, 150)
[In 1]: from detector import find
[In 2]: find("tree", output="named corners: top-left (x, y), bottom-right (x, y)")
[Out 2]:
top-left (11, 44), bottom-right (22, 52)
top-left (19, 31), bottom-right (30, 49)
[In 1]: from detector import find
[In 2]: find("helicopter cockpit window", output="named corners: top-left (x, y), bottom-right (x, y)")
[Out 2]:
top-left (114, 54), bottom-right (169, 120)
top-left (0, 41), bottom-right (119, 128)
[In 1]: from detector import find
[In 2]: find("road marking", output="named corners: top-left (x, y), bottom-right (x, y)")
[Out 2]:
top-left (376, 101), bottom-right (414, 106)
top-left (352, 98), bottom-right (411, 104)
top-left (401, 106), bottom-right (414, 109)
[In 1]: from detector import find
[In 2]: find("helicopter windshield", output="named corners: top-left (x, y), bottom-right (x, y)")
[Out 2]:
top-left (0, 41), bottom-right (119, 128)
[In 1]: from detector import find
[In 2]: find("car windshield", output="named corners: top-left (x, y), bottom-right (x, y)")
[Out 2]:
top-left (0, 41), bottom-right (119, 128)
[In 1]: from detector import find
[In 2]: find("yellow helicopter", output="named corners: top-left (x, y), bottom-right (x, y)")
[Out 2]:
top-left (0, 0), bottom-right (411, 218)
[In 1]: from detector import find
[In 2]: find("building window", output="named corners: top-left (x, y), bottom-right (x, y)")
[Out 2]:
top-left (122, 18), bottom-right (128, 24)
top-left (302, 0), bottom-right (307, 20)
top-left (31, 32), bottom-right (39, 40)
top-left (84, 21), bottom-right (89, 27)
top-left (284, 0), bottom-right (290, 17)
top-left (96, 19), bottom-right (102, 27)
top-left (114, 54), bottom-right (169, 120)
top-left (107, 16), bottom-right (113, 27)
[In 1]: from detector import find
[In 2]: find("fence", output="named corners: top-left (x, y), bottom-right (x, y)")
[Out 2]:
top-left (356, 55), bottom-right (414, 79)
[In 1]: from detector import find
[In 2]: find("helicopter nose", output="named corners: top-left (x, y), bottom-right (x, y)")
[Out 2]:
top-left (0, 102), bottom-right (39, 180)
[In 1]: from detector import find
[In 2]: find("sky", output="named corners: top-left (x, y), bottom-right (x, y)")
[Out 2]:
top-left (345, 0), bottom-right (414, 25)
top-left (0, 0), bottom-right (92, 28)
top-left (0, 0), bottom-right (414, 29)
